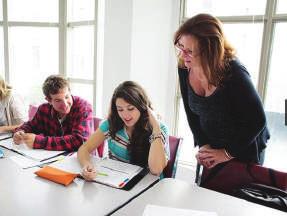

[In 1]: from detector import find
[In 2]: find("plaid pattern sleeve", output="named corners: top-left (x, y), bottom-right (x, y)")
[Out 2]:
top-left (16, 96), bottom-right (93, 151)
top-left (14, 105), bottom-right (47, 134)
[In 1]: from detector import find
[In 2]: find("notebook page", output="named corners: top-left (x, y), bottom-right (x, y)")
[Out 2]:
top-left (0, 138), bottom-right (65, 161)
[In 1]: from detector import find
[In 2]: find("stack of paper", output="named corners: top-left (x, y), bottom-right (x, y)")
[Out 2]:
top-left (50, 154), bottom-right (143, 188)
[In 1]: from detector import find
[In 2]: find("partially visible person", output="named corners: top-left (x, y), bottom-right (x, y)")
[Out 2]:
top-left (174, 14), bottom-right (270, 169)
top-left (13, 75), bottom-right (93, 151)
top-left (78, 81), bottom-right (169, 180)
top-left (0, 75), bottom-right (27, 133)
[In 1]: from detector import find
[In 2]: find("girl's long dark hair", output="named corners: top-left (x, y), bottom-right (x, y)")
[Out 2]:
top-left (108, 81), bottom-right (153, 167)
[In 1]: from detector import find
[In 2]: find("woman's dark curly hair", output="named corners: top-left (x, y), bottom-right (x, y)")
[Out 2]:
top-left (108, 81), bottom-right (153, 167)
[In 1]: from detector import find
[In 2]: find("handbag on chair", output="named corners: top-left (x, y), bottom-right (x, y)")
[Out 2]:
top-left (198, 159), bottom-right (287, 211)
top-left (234, 183), bottom-right (287, 212)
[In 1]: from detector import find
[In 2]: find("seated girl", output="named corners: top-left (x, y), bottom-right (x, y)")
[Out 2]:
top-left (0, 75), bottom-right (27, 133)
top-left (78, 81), bottom-right (169, 180)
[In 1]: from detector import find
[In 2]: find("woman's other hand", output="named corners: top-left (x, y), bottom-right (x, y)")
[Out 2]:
top-left (197, 146), bottom-right (232, 169)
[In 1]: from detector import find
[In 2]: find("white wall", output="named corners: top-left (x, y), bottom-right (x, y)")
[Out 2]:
top-left (101, 0), bottom-right (133, 117)
top-left (101, 0), bottom-right (180, 133)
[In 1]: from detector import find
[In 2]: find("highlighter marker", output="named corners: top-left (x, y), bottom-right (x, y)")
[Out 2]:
top-left (97, 172), bottom-right (108, 177)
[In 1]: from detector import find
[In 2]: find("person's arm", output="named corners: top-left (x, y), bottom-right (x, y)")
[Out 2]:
top-left (225, 63), bottom-right (267, 159)
top-left (148, 110), bottom-right (169, 175)
top-left (9, 94), bottom-right (27, 125)
top-left (77, 128), bottom-right (106, 181)
top-left (0, 124), bottom-right (22, 133)
top-left (178, 67), bottom-right (209, 147)
top-left (32, 104), bottom-right (93, 151)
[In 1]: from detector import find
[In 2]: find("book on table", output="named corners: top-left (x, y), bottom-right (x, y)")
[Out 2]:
top-left (38, 153), bottom-right (147, 189)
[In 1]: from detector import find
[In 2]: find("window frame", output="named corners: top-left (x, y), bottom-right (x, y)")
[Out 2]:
top-left (0, 0), bottom-right (98, 113)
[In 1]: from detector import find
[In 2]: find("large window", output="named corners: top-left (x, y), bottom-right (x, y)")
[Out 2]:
top-left (276, 0), bottom-right (287, 14)
top-left (66, 0), bottom-right (96, 106)
top-left (0, 1), bottom-right (2, 20)
top-left (9, 27), bottom-right (58, 104)
top-left (67, 0), bottom-right (95, 22)
top-left (0, 27), bottom-right (4, 78)
top-left (67, 26), bottom-right (94, 80)
top-left (223, 23), bottom-right (263, 85)
top-left (0, 0), bottom-right (98, 112)
top-left (265, 23), bottom-right (287, 114)
top-left (0, 1), bottom-right (3, 78)
top-left (8, 0), bottom-right (58, 22)
top-left (263, 22), bottom-right (287, 172)
top-left (186, 0), bottom-right (266, 17)
top-left (177, 0), bottom-right (287, 172)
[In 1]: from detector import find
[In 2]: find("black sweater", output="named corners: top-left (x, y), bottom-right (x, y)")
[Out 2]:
top-left (178, 59), bottom-right (270, 163)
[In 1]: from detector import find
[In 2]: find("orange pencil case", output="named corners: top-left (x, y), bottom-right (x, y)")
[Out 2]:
top-left (35, 166), bottom-right (78, 186)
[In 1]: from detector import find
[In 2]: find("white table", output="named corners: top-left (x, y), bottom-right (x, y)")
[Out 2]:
top-left (112, 178), bottom-right (286, 216)
top-left (0, 147), bottom-right (159, 216)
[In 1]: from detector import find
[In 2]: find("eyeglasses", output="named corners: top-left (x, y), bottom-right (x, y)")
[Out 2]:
top-left (175, 43), bottom-right (199, 58)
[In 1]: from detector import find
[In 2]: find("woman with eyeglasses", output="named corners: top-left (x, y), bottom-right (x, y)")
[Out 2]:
top-left (78, 81), bottom-right (170, 180)
top-left (174, 14), bottom-right (270, 170)
top-left (0, 75), bottom-right (27, 133)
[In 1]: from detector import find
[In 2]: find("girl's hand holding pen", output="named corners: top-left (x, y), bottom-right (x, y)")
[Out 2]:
top-left (82, 163), bottom-right (96, 181)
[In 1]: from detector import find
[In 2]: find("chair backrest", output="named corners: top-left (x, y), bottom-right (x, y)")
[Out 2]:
top-left (28, 104), bottom-right (38, 120)
top-left (93, 117), bottom-right (105, 157)
top-left (163, 135), bottom-right (182, 178)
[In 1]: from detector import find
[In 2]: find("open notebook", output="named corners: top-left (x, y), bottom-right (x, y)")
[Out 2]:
top-left (47, 154), bottom-right (145, 189)
top-left (0, 138), bottom-right (65, 162)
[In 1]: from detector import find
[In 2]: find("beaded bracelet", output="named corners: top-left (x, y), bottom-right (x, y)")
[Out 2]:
top-left (149, 133), bottom-right (162, 144)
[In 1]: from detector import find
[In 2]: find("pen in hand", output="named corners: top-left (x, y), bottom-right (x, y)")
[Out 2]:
top-left (82, 164), bottom-right (96, 181)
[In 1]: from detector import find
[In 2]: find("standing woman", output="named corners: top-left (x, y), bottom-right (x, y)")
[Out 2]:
top-left (0, 75), bottom-right (27, 133)
top-left (78, 81), bottom-right (169, 180)
top-left (174, 14), bottom-right (270, 170)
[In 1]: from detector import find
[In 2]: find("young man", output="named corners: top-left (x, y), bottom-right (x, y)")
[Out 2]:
top-left (13, 75), bottom-right (93, 151)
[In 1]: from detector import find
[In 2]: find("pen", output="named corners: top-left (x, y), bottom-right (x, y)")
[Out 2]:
top-left (40, 152), bottom-right (67, 162)
top-left (97, 172), bottom-right (108, 177)
top-left (23, 155), bottom-right (65, 169)
top-left (118, 178), bottom-right (129, 188)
